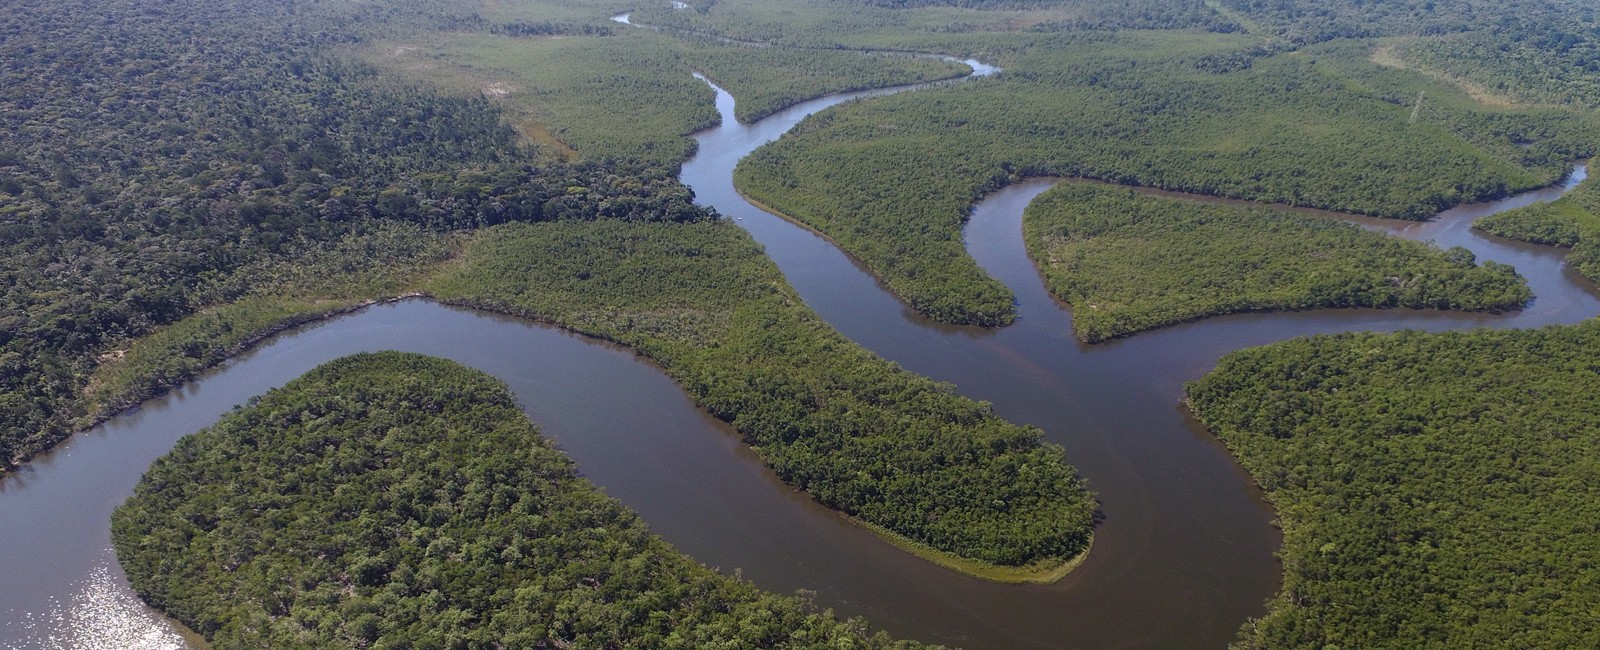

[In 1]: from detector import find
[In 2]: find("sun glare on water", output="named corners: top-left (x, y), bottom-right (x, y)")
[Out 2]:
top-left (7, 560), bottom-right (190, 650)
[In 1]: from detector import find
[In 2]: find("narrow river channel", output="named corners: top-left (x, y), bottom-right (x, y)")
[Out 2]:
top-left (0, 31), bottom-right (1594, 650)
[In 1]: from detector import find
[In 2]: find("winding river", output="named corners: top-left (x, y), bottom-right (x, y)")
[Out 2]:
top-left (1, 26), bottom-right (1595, 650)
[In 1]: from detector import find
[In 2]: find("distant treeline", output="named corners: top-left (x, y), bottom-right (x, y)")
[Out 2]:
top-left (735, 32), bottom-right (1592, 325)
top-left (1222, 0), bottom-right (1590, 42)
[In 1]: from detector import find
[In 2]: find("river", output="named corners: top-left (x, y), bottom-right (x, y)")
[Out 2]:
top-left (0, 29), bottom-right (1594, 650)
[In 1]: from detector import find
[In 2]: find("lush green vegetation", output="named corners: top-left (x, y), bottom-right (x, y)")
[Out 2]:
top-left (88, 162), bottom-right (1097, 583)
top-left (0, 0), bottom-right (997, 476)
top-left (113, 352), bottom-right (927, 648)
top-left (1022, 183), bottom-right (1531, 341)
top-left (1221, 0), bottom-right (1600, 108)
top-left (1186, 322), bottom-right (1600, 648)
top-left (367, 29), bottom-right (966, 165)
top-left (0, 0), bottom-right (972, 475)
top-left (425, 219), bottom-right (1096, 573)
top-left (1476, 173), bottom-right (1600, 283)
top-left (1394, 29), bottom-right (1600, 109)
top-left (736, 31), bottom-right (1594, 325)
top-left (9, 0), bottom-right (1094, 584)
top-left (0, 0), bottom-right (733, 475)
top-left (625, 0), bottom-right (1239, 48)
top-left (83, 224), bottom-right (460, 420)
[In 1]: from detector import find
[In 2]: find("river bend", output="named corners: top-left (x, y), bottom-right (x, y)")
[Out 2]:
top-left (0, 32), bottom-right (1594, 650)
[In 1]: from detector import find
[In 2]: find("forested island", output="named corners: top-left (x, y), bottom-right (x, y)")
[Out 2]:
top-left (1023, 183), bottom-right (1531, 341)
top-left (6, 0), bottom-right (1600, 646)
top-left (113, 352), bottom-right (928, 648)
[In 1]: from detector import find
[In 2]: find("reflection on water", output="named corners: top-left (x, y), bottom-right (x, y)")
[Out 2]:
top-left (7, 561), bottom-right (187, 650)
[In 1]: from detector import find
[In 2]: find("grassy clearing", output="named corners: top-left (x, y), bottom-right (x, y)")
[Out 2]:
top-left (1369, 42), bottom-right (1523, 109)
top-left (364, 28), bottom-right (964, 166)
top-left (625, 0), bottom-right (1239, 49)
top-left (475, 0), bottom-right (638, 24)
top-left (364, 32), bottom-right (718, 165)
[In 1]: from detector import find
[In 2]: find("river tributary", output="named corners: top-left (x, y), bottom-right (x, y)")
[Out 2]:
top-left (0, 32), bottom-right (1592, 649)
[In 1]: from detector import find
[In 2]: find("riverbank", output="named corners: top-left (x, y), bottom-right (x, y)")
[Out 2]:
top-left (852, 515), bottom-right (1094, 585)
top-left (114, 352), bottom-right (928, 648)
top-left (422, 219), bottom-right (1096, 574)
top-left (82, 286), bottom-right (1101, 588)
top-left (1476, 170), bottom-right (1600, 283)
top-left (69, 218), bottom-right (1097, 585)
top-left (14, 147), bottom-right (1599, 648)
top-left (1187, 322), bottom-right (1600, 647)
top-left (731, 32), bottom-right (1594, 326)
top-left (1020, 181), bottom-right (1534, 342)
top-left (14, 10), bottom-right (1600, 648)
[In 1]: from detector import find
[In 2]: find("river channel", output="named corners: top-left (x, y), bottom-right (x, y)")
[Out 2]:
top-left (1, 33), bottom-right (1595, 650)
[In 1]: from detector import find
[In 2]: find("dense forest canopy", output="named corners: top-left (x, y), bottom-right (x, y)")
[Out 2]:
top-left (425, 220), bottom-right (1097, 572)
top-left (11, 0), bottom-right (1597, 468)
top-left (735, 30), bottom-right (1596, 325)
top-left (113, 352), bottom-right (928, 648)
top-left (1221, 0), bottom-right (1595, 40)
top-left (0, 0), bottom-right (718, 473)
top-left (5, 0), bottom-right (1099, 581)
top-left (8, 0), bottom-right (1600, 644)
top-left (1023, 183), bottom-right (1531, 341)
top-left (1187, 323), bottom-right (1600, 648)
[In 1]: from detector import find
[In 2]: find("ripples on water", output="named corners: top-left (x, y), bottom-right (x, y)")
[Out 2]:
top-left (7, 560), bottom-right (188, 650)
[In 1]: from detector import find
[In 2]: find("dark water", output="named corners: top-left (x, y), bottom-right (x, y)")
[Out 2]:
top-left (678, 65), bottom-right (1598, 649)
top-left (2, 48), bottom-right (1595, 650)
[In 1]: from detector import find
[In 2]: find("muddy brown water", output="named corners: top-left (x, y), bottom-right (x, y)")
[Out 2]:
top-left (0, 47), bottom-right (1594, 649)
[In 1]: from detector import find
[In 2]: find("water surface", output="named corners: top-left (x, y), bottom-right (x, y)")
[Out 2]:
top-left (1, 34), bottom-right (1594, 650)
top-left (679, 65), bottom-right (1599, 648)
